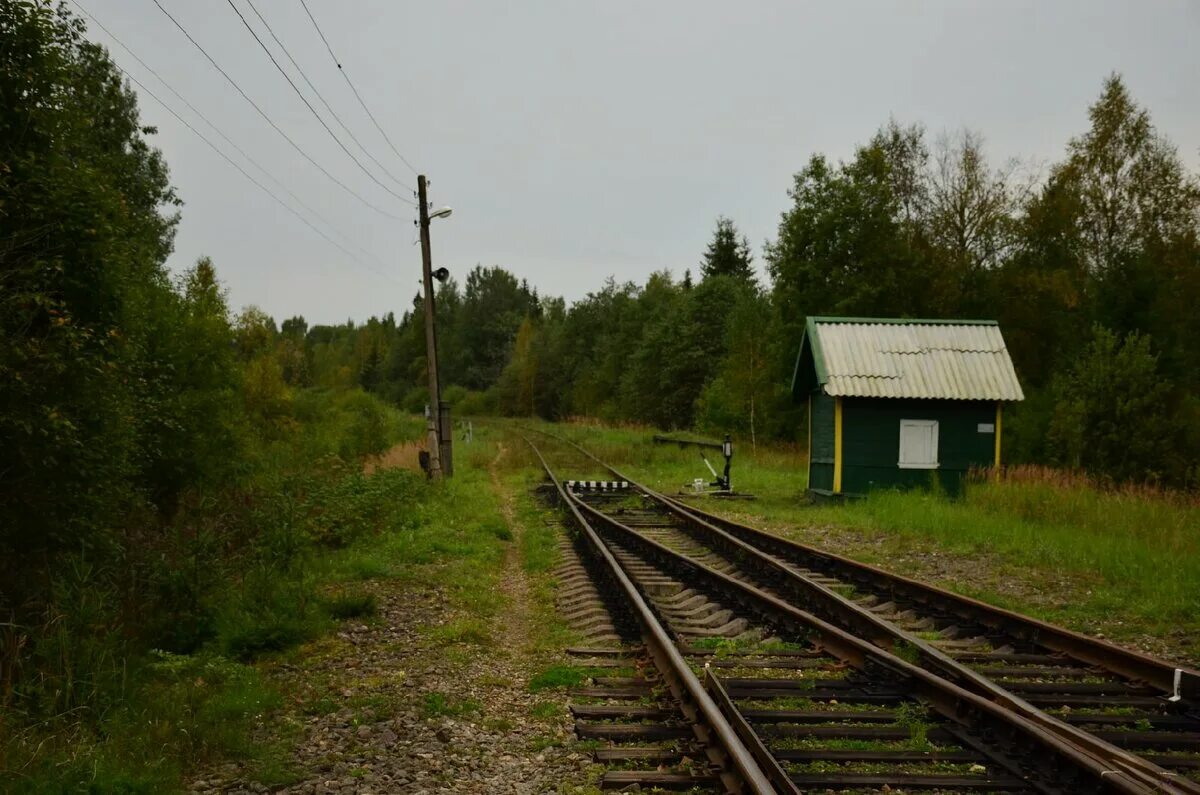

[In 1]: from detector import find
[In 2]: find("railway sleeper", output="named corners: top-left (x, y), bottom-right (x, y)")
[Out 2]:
top-left (534, 435), bottom-right (1198, 794)
top-left (599, 770), bottom-right (718, 791)
top-left (788, 771), bottom-right (1028, 791)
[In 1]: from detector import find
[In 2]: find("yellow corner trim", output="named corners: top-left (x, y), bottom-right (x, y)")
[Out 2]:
top-left (833, 397), bottom-right (844, 493)
top-left (994, 403), bottom-right (1003, 473)
top-left (806, 394), bottom-right (813, 489)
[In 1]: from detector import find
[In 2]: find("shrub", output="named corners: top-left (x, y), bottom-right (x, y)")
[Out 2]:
top-left (1047, 326), bottom-right (1179, 483)
top-left (337, 390), bottom-right (392, 459)
top-left (455, 389), bottom-right (495, 417)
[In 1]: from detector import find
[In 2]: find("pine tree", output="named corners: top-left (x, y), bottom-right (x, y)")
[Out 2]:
top-left (701, 217), bottom-right (755, 283)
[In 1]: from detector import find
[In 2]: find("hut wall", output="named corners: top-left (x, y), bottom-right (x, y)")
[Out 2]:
top-left (808, 391), bottom-right (836, 492)
top-left (840, 397), bottom-right (997, 496)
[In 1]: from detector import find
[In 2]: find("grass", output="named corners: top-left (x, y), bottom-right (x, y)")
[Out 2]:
top-left (3, 652), bottom-right (297, 793)
top-left (0, 391), bottom-right (438, 793)
top-left (322, 592), bottom-right (378, 620)
top-left (421, 691), bottom-right (482, 719)
top-left (522, 419), bottom-right (1200, 663)
top-left (528, 664), bottom-right (591, 691)
top-left (429, 617), bottom-right (492, 646)
top-left (790, 480), bottom-right (1200, 658)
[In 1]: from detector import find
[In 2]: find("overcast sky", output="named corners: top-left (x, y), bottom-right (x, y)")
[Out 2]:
top-left (82, 1), bottom-right (1199, 325)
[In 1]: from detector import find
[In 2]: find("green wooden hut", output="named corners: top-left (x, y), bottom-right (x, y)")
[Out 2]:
top-left (792, 317), bottom-right (1024, 498)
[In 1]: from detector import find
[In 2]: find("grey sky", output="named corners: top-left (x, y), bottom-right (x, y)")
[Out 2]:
top-left (84, 1), bottom-right (1200, 325)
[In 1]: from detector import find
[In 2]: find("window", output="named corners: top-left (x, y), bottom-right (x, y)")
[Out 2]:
top-left (898, 419), bottom-right (939, 469)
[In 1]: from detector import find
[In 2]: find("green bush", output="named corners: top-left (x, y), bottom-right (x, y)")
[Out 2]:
top-left (455, 389), bottom-right (495, 417)
top-left (1047, 326), bottom-right (1179, 483)
top-left (337, 389), bottom-right (392, 459)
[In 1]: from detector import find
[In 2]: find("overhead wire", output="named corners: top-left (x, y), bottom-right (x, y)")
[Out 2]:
top-left (149, 0), bottom-right (408, 219)
top-left (298, 0), bottom-right (421, 179)
top-left (223, 0), bottom-right (415, 206)
top-left (241, 0), bottom-right (413, 194)
top-left (121, 69), bottom-right (398, 282)
top-left (68, 0), bottom-right (391, 272)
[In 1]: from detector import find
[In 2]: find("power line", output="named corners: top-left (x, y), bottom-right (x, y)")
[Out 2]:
top-left (150, 0), bottom-right (407, 219)
top-left (298, 0), bottom-right (420, 179)
top-left (224, 0), bottom-right (415, 206)
top-left (123, 69), bottom-right (397, 282)
top-left (68, 0), bottom-right (389, 271)
top-left (241, 0), bottom-right (413, 194)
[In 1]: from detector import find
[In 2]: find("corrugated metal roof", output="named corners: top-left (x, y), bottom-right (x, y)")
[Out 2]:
top-left (806, 318), bottom-right (1024, 401)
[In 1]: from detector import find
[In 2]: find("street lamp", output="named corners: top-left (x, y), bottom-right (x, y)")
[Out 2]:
top-left (418, 178), bottom-right (454, 479)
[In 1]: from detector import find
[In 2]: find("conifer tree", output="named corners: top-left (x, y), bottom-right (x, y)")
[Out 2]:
top-left (701, 217), bottom-right (755, 283)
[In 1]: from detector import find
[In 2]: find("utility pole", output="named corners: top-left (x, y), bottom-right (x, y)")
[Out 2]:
top-left (418, 174), bottom-right (442, 479)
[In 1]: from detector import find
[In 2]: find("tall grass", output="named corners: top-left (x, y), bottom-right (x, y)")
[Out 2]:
top-left (802, 481), bottom-right (1200, 627)
top-left (1, 389), bottom-right (427, 792)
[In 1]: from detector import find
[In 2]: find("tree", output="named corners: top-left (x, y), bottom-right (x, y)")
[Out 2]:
top-left (450, 266), bottom-right (539, 389)
top-left (149, 257), bottom-right (244, 500)
top-left (281, 315), bottom-right (308, 339)
top-left (926, 130), bottom-right (1026, 313)
top-left (767, 122), bottom-right (940, 348)
top-left (1, 0), bottom-right (180, 552)
top-left (701, 217), bottom-right (755, 283)
top-left (696, 287), bottom-right (782, 450)
top-left (1054, 75), bottom-right (1200, 375)
top-left (358, 344), bottom-right (382, 392)
top-left (494, 316), bottom-right (539, 416)
top-left (1061, 75), bottom-right (1198, 280)
top-left (234, 306), bottom-right (278, 360)
top-left (1047, 326), bottom-right (1177, 483)
top-left (278, 315), bottom-right (311, 387)
top-left (994, 74), bottom-right (1200, 455)
top-left (622, 274), bottom-right (742, 429)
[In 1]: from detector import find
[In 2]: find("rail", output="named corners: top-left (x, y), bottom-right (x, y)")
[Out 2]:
top-left (530, 426), bottom-right (1197, 793)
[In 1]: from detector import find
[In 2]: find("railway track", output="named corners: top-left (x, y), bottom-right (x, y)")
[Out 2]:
top-left (528, 437), bottom-right (1161, 793)
top-left (531, 428), bottom-right (1200, 793)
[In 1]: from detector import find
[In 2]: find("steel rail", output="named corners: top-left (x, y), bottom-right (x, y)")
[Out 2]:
top-left (656, 489), bottom-right (1200, 794)
top-left (702, 669), bottom-right (801, 793)
top-left (525, 439), bottom-right (779, 794)
top-left (531, 427), bottom-right (1193, 793)
top-left (671, 494), bottom-right (1200, 701)
top-left (659, 492), bottom-right (1200, 788)
top-left (563, 480), bottom-right (1152, 794)
top-left (542, 426), bottom-right (1197, 695)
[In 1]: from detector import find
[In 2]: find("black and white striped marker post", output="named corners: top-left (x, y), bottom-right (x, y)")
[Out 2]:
top-left (565, 480), bottom-right (630, 492)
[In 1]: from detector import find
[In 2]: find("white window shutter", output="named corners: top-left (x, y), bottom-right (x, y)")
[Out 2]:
top-left (899, 420), bottom-right (939, 469)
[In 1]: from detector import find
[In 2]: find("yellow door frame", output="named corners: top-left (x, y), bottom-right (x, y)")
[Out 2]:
top-left (806, 394), bottom-right (812, 489)
top-left (833, 397), bottom-right (844, 493)
top-left (994, 402), bottom-right (1003, 474)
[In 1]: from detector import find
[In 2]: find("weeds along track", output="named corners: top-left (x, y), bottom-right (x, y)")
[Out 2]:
top-left (530, 428), bottom-right (1200, 793)
top-left (528, 436), bottom-right (1156, 794)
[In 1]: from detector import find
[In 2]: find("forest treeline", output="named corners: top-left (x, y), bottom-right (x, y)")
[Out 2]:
top-left (293, 75), bottom-right (1200, 486)
top-left (2, 6), bottom-right (424, 785)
